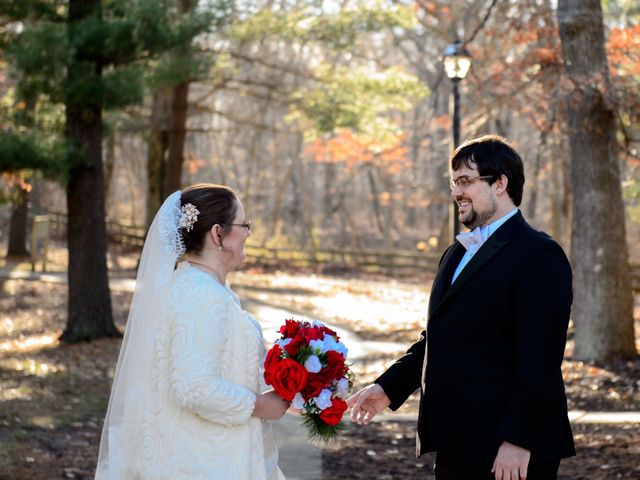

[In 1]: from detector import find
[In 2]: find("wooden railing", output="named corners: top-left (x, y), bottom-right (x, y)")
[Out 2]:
top-left (243, 244), bottom-right (441, 274)
top-left (47, 211), bottom-right (145, 247)
top-left (44, 210), bottom-right (439, 274)
top-left (43, 210), bottom-right (640, 285)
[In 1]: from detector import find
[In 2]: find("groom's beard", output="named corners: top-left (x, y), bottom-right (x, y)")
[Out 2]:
top-left (459, 197), bottom-right (497, 229)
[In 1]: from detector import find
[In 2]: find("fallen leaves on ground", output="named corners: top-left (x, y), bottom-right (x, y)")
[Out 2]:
top-left (1, 269), bottom-right (639, 479)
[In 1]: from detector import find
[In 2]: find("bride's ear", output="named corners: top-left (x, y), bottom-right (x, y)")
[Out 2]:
top-left (209, 225), bottom-right (224, 248)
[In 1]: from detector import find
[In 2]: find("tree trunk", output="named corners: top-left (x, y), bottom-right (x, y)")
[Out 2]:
top-left (526, 146), bottom-right (541, 221)
top-left (406, 107), bottom-right (422, 229)
top-left (241, 126), bottom-right (264, 215)
top-left (242, 101), bottom-right (271, 215)
top-left (560, 138), bottom-right (572, 245)
top-left (104, 131), bottom-right (115, 205)
top-left (146, 89), bottom-right (171, 229)
top-left (7, 89), bottom-right (36, 258)
top-left (61, 0), bottom-right (119, 342)
top-left (558, 0), bottom-right (636, 360)
top-left (163, 0), bottom-right (193, 197)
top-left (270, 158), bottom-right (295, 242)
top-left (366, 166), bottom-right (385, 235)
top-left (164, 80), bottom-right (189, 196)
top-left (527, 102), bottom-right (556, 221)
top-left (6, 187), bottom-right (30, 257)
top-left (291, 133), bottom-right (318, 250)
top-left (550, 148), bottom-right (561, 241)
top-left (322, 162), bottom-right (337, 225)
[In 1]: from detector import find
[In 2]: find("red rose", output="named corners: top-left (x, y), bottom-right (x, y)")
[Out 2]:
top-left (301, 373), bottom-right (326, 401)
top-left (280, 319), bottom-right (301, 338)
top-left (317, 350), bottom-right (346, 384)
top-left (299, 326), bottom-right (324, 343)
top-left (319, 397), bottom-right (348, 426)
top-left (284, 334), bottom-right (307, 358)
top-left (263, 344), bottom-right (283, 385)
top-left (270, 358), bottom-right (309, 401)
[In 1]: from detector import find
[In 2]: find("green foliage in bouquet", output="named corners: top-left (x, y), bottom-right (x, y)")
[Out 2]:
top-left (302, 411), bottom-right (346, 445)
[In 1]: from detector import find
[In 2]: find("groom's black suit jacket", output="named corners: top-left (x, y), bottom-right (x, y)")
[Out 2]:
top-left (376, 212), bottom-right (575, 467)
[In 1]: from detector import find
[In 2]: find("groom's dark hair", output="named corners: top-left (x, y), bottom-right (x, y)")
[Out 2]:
top-left (180, 184), bottom-right (239, 254)
top-left (451, 135), bottom-right (525, 206)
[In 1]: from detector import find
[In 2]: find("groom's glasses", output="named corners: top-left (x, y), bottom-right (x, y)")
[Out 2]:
top-left (449, 175), bottom-right (493, 191)
top-left (226, 220), bottom-right (251, 232)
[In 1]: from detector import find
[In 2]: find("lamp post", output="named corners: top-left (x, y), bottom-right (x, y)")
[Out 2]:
top-left (443, 39), bottom-right (472, 240)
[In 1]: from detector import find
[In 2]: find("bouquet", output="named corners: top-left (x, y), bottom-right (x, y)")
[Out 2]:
top-left (264, 318), bottom-right (353, 443)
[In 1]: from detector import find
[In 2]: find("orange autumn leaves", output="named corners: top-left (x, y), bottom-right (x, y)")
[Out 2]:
top-left (608, 25), bottom-right (640, 77)
top-left (305, 129), bottom-right (410, 174)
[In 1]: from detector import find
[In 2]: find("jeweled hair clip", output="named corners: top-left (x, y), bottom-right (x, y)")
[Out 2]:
top-left (179, 203), bottom-right (200, 232)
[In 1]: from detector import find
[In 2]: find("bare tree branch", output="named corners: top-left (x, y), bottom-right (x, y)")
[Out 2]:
top-left (463, 0), bottom-right (499, 47)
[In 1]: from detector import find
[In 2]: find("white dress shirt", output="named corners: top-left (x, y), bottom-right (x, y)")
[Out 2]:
top-left (451, 208), bottom-right (519, 283)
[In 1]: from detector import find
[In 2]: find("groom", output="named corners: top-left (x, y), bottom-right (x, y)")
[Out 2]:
top-left (348, 135), bottom-right (575, 480)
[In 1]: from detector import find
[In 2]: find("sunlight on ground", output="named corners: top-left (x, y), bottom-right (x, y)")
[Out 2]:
top-left (0, 332), bottom-right (66, 378)
top-left (1, 240), bottom-right (139, 274)
top-left (232, 271), bottom-right (430, 340)
top-left (628, 304), bottom-right (640, 352)
top-left (320, 290), bottom-right (427, 326)
top-left (0, 386), bottom-right (34, 401)
top-left (0, 356), bottom-right (66, 377)
top-left (0, 332), bottom-right (60, 354)
top-left (29, 416), bottom-right (56, 429)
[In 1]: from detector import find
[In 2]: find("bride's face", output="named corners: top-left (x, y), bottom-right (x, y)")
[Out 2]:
top-left (221, 200), bottom-right (251, 268)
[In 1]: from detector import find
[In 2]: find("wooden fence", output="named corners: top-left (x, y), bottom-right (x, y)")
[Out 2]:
top-left (48, 211), bottom-right (145, 247)
top-left (44, 210), bottom-right (440, 274)
top-left (43, 210), bottom-right (640, 285)
top-left (243, 244), bottom-right (441, 274)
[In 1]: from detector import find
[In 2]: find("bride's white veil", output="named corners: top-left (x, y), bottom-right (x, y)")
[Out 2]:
top-left (96, 191), bottom-right (184, 479)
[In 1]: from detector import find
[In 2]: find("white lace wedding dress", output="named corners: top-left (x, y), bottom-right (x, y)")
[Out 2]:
top-left (124, 262), bottom-right (284, 479)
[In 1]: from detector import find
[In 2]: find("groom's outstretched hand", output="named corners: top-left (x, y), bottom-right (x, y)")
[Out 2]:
top-left (347, 383), bottom-right (391, 425)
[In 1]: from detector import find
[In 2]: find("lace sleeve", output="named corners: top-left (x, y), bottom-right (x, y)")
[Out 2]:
top-left (167, 284), bottom-right (256, 426)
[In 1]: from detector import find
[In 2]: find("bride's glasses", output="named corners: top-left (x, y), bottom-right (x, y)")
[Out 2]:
top-left (226, 220), bottom-right (251, 232)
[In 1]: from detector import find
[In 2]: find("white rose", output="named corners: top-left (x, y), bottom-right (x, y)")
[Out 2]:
top-left (309, 338), bottom-right (326, 353)
top-left (323, 335), bottom-right (348, 357)
top-left (336, 377), bottom-right (350, 397)
top-left (314, 389), bottom-right (333, 410)
top-left (276, 338), bottom-right (292, 349)
top-left (292, 392), bottom-right (306, 410)
top-left (304, 355), bottom-right (322, 373)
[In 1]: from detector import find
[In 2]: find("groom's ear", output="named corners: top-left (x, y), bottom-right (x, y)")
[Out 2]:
top-left (495, 174), bottom-right (508, 195)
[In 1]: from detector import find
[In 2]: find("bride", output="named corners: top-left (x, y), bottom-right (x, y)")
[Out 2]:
top-left (96, 184), bottom-right (289, 479)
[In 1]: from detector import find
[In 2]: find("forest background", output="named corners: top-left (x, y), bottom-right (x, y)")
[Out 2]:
top-left (1, 1), bottom-right (640, 478)
top-left (0, 0), bottom-right (639, 360)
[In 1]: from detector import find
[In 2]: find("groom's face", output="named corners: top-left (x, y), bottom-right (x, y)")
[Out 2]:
top-left (450, 162), bottom-right (498, 229)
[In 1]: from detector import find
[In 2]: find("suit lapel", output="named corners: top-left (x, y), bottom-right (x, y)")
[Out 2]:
top-left (432, 211), bottom-right (525, 314)
top-left (428, 243), bottom-right (465, 316)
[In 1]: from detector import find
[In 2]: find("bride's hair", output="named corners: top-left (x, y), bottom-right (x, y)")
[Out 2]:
top-left (180, 184), bottom-right (238, 254)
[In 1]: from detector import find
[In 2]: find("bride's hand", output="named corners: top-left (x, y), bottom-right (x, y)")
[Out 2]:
top-left (252, 390), bottom-right (290, 421)
top-left (287, 405), bottom-right (301, 416)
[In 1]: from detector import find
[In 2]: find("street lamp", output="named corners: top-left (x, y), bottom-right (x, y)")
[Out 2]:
top-left (443, 39), bottom-right (472, 240)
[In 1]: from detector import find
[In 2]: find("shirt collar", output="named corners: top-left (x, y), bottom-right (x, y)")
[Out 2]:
top-left (485, 207), bottom-right (519, 237)
top-left (456, 207), bottom-right (519, 252)
top-left (468, 207), bottom-right (519, 244)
